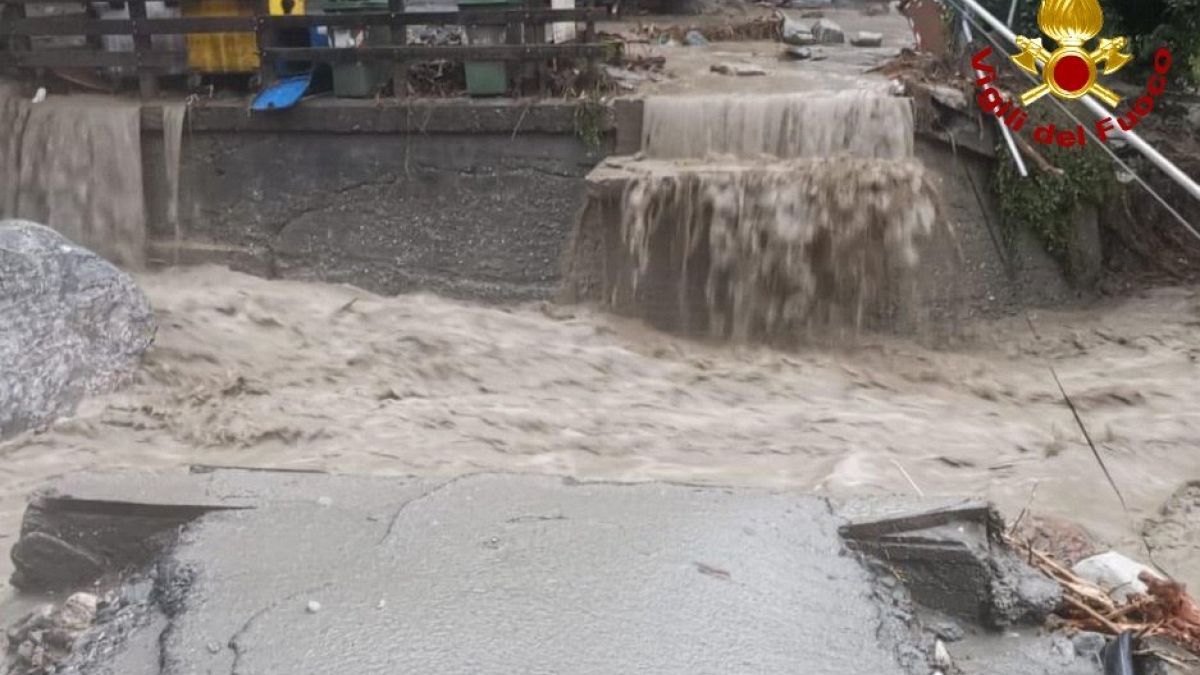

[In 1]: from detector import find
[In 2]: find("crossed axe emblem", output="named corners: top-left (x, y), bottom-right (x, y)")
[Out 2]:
top-left (1010, 35), bottom-right (1132, 107)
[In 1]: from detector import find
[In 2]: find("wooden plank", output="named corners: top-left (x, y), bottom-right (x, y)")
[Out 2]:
top-left (5, 16), bottom-right (257, 36)
top-left (0, 49), bottom-right (183, 68)
top-left (2, 7), bottom-right (607, 30)
top-left (388, 0), bottom-right (407, 98)
top-left (127, 0), bottom-right (158, 97)
top-left (254, 0), bottom-right (273, 87)
top-left (270, 7), bottom-right (608, 27)
top-left (263, 43), bottom-right (613, 64)
top-left (9, 0), bottom-right (32, 53)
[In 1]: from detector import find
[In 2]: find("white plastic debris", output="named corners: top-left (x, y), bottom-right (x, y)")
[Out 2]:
top-left (316, 496), bottom-right (333, 507)
top-left (376, 599), bottom-right (386, 610)
top-left (31, 87), bottom-right (46, 104)
top-left (1072, 551), bottom-right (1162, 603)
top-left (933, 639), bottom-right (953, 670)
top-left (306, 600), bottom-right (322, 614)
top-left (58, 592), bottom-right (98, 631)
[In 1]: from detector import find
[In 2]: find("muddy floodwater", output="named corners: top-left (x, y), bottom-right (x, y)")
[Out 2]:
top-left (1, 266), bottom-right (1199, 591)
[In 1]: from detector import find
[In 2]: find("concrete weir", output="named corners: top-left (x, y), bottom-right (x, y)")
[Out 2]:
top-left (5, 469), bottom-right (1104, 674)
top-left (565, 93), bottom-right (1088, 340)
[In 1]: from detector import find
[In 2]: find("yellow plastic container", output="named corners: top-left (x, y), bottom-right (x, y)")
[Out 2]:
top-left (184, 0), bottom-right (305, 74)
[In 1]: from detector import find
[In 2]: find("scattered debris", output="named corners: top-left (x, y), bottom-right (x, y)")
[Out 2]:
top-left (850, 31), bottom-right (883, 48)
top-left (637, 15), bottom-right (782, 44)
top-left (6, 593), bottom-right (98, 673)
top-left (710, 62), bottom-right (767, 76)
top-left (684, 29), bottom-right (709, 47)
top-left (926, 84), bottom-right (968, 111)
top-left (306, 600), bottom-right (322, 614)
top-left (1014, 515), bottom-right (1100, 567)
top-left (605, 65), bottom-right (649, 91)
top-left (317, 495), bottom-right (333, 507)
top-left (31, 87), bottom-right (46, 104)
top-left (1009, 534), bottom-right (1200, 659)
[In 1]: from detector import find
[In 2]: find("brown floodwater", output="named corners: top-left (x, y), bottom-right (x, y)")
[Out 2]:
top-left (1, 265), bottom-right (1197, 593)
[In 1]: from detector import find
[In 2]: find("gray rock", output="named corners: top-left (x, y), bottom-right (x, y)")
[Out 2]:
top-left (710, 62), bottom-right (768, 76)
top-left (1071, 631), bottom-right (1107, 660)
top-left (850, 30), bottom-right (884, 47)
top-left (811, 18), bottom-right (845, 44)
top-left (782, 45), bottom-right (813, 60)
top-left (684, 29), bottom-right (709, 47)
top-left (10, 532), bottom-right (105, 590)
top-left (781, 17), bottom-right (816, 45)
top-left (929, 618), bottom-right (965, 642)
top-left (0, 220), bottom-right (155, 440)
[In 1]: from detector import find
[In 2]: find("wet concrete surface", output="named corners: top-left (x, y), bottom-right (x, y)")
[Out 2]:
top-left (4, 469), bottom-right (1106, 675)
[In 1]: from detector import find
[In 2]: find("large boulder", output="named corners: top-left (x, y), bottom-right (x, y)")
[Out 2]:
top-left (0, 220), bottom-right (155, 440)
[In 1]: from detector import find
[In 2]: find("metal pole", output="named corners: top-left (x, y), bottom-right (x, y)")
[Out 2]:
top-left (962, 17), bottom-right (1028, 177)
top-left (956, 0), bottom-right (1200, 205)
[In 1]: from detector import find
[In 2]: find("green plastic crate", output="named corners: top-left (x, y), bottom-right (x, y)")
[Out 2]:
top-left (459, 0), bottom-right (514, 96)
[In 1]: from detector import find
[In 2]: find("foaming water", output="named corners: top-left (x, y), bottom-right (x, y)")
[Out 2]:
top-left (640, 91), bottom-right (914, 161)
top-left (0, 80), bottom-right (146, 267)
top-left (618, 157), bottom-right (938, 341)
top-left (162, 102), bottom-right (187, 263)
top-left (572, 90), bottom-right (943, 341)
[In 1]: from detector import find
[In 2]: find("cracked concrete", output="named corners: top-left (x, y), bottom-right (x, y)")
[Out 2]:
top-left (7, 469), bottom-right (1106, 675)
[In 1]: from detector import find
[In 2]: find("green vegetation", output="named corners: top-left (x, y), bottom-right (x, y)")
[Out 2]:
top-left (572, 88), bottom-right (606, 152)
top-left (992, 130), bottom-right (1113, 265)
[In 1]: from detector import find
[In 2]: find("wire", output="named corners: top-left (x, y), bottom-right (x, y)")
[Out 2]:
top-left (943, 0), bottom-right (1200, 243)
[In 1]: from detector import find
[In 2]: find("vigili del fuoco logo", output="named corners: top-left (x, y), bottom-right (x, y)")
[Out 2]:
top-left (969, 0), bottom-right (1174, 149)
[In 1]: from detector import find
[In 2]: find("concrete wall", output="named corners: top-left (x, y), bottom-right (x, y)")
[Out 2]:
top-left (141, 100), bottom-right (605, 301)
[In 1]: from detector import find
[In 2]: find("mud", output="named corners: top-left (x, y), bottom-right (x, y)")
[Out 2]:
top-left (0, 266), bottom-right (1198, 595)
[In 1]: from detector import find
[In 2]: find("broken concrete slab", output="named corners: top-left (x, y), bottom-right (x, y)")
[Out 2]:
top-left (839, 500), bottom-right (1060, 627)
top-left (4, 470), bottom-right (1105, 675)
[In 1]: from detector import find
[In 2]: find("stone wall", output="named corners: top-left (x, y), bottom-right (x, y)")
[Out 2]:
top-left (140, 100), bottom-right (605, 301)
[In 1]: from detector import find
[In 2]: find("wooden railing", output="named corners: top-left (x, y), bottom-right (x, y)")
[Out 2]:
top-left (0, 0), bottom-right (616, 97)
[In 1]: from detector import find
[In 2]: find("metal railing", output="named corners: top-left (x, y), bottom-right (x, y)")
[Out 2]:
top-left (0, 0), bottom-right (616, 97)
top-left (952, 0), bottom-right (1200, 222)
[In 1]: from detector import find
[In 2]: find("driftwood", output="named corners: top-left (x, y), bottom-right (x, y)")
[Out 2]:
top-left (1007, 533), bottom-right (1200, 659)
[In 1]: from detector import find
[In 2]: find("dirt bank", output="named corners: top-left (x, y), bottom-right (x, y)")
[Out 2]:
top-left (1, 265), bottom-right (1198, 592)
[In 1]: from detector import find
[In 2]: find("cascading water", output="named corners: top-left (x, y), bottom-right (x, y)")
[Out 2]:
top-left (639, 90), bottom-right (916, 161)
top-left (0, 80), bottom-right (147, 268)
top-left (565, 89), bottom-right (945, 343)
top-left (161, 101), bottom-right (188, 264)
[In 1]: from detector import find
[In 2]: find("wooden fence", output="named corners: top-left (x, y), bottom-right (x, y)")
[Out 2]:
top-left (0, 0), bottom-right (615, 97)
